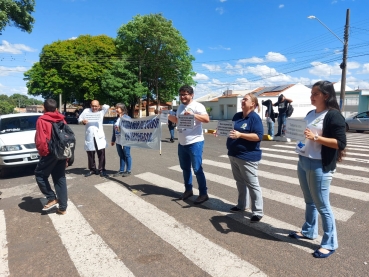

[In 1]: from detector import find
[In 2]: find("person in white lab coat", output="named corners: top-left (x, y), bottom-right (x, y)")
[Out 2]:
top-left (78, 100), bottom-right (110, 177)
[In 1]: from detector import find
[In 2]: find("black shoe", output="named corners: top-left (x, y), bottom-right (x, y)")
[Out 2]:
top-left (179, 190), bottom-right (193, 200)
top-left (194, 194), bottom-right (209, 204)
top-left (122, 171), bottom-right (131, 177)
top-left (250, 215), bottom-right (262, 223)
top-left (275, 133), bottom-right (281, 137)
top-left (113, 171), bottom-right (124, 177)
top-left (170, 139), bottom-right (174, 143)
top-left (84, 171), bottom-right (96, 177)
top-left (230, 206), bottom-right (244, 212)
top-left (100, 171), bottom-right (109, 178)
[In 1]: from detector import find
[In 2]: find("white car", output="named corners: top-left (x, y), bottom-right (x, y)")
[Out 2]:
top-left (0, 113), bottom-right (41, 177)
top-left (345, 110), bottom-right (369, 133)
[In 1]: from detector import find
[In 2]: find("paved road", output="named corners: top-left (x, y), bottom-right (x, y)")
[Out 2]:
top-left (0, 124), bottom-right (368, 277)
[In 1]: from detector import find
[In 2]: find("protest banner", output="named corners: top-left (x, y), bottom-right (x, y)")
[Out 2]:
top-left (285, 118), bottom-right (307, 141)
top-left (119, 115), bottom-right (161, 150)
top-left (160, 110), bottom-right (169, 124)
top-left (177, 114), bottom-right (194, 129)
top-left (216, 121), bottom-right (234, 136)
top-left (84, 112), bottom-right (101, 123)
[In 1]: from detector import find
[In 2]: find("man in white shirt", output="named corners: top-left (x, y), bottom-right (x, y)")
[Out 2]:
top-left (168, 85), bottom-right (210, 204)
top-left (78, 100), bottom-right (110, 177)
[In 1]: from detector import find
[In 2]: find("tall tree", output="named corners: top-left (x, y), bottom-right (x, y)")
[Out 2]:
top-left (116, 13), bottom-right (196, 114)
top-left (24, 35), bottom-right (118, 104)
top-left (101, 60), bottom-right (148, 117)
top-left (0, 0), bottom-right (35, 35)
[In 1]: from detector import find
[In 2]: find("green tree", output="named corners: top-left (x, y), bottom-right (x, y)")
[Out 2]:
top-left (116, 13), bottom-right (196, 114)
top-left (24, 35), bottom-right (118, 105)
top-left (0, 101), bottom-right (15, 114)
top-left (101, 60), bottom-right (148, 117)
top-left (0, 0), bottom-right (35, 35)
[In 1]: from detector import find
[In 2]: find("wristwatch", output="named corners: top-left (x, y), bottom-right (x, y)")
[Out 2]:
top-left (313, 135), bottom-right (319, 141)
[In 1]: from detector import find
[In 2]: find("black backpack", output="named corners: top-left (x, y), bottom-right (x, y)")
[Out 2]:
top-left (286, 103), bottom-right (294, 118)
top-left (48, 121), bottom-right (76, 164)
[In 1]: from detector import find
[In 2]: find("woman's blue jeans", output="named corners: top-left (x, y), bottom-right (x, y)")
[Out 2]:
top-left (178, 141), bottom-right (207, 195)
top-left (116, 143), bottom-right (132, 172)
top-left (277, 113), bottom-right (286, 136)
top-left (267, 121), bottom-right (274, 137)
top-left (297, 155), bottom-right (338, 250)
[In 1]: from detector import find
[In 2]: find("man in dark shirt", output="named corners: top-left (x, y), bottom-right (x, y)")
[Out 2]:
top-left (273, 94), bottom-right (293, 136)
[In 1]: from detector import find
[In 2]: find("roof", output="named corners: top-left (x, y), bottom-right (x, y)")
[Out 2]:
top-left (209, 93), bottom-right (243, 102)
top-left (253, 84), bottom-right (294, 97)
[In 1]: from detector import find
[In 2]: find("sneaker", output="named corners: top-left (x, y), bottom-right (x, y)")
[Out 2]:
top-left (230, 206), bottom-right (244, 212)
top-left (122, 171), bottom-right (131, 177)
top-left (56, 209), bottom-right (67, 215)
top-left (250, 215), bottom-right (262, 223)
top-left (113, 171), bottom-right (124, 177)
top-left (42, 199), bottom-right (58, 211)
top-left (100, 171), bottom-right (109, 178)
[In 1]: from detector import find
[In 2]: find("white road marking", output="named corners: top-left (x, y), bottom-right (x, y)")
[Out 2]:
top-left (169, 165), bottom-right (354, 221)
top-left (132, 173), bottom-right (322, 254)
top-left (271, 145), bottom-right (369, 156)
top-left (0, 210), bottom-right (9, 277)
top-left (96, 181), bottom-right (266, 277)
top-left (47, 200), bottom-right (134, 277)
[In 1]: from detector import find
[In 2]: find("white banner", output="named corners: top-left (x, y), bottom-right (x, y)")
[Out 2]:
top-left (84, 112), bottom-right (101, 122)
top-left (216, 121), bottom-right (234, 136)
top-left (286, 118), bottom-right (307, 141)
top-left (177, 114), bottom-right (194, 129)
top-left (119, 115), bottom-right (161, 150)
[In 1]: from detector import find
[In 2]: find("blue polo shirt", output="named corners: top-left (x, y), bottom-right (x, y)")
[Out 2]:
top-left (226, 111), bottom-right (264, 162)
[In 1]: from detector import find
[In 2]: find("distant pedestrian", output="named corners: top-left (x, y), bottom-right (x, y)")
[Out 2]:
top-left (111, 103), bottom-right (132, 177)
top-left (168, 85), bottom-right (210, 204)
top-left (168, 109), bottom-right (176, 142)
top-left (273, 94), bottom-right (293, 137)
top-left (262, 99), bottom-right (276, 139)
top-left (227, 93), bottom-right (264, 223)
top-left (78, 100), bottom-right (110, 177)
top-left (290, 81), bottom-right (346, 258)
top-left (34, 99), bottom-right (68, 215)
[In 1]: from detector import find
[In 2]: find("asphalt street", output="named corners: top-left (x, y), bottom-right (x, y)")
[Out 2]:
top-left (0, 123), bottom-right (368, 277)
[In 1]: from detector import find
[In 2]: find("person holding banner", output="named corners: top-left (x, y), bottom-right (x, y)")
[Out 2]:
top-left (78, 100), bottom-right (110, 178)
top-left (290, 81), bottom-right (346, 258)
top-left (111, 103), bottom-right (132, 177)
top-left (168, 85), bottom-right (210, 204)
top-left (227, 93), bottom-right (264, 223)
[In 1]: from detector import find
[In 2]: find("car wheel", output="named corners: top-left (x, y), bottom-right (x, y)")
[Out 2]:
top-left (356, 130), bottom-right (364, 133)
top-left (345, 124), bottom-right (349, 132)
top-left (0, 168), bottom-right (7, 178)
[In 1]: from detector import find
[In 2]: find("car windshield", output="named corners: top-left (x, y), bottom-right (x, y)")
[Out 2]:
top-left (0, 115), bottom-right (40, 133)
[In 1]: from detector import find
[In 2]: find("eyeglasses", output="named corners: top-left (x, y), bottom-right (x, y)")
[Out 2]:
top-left (91, 105), bottom-right (99, 107)
top-left (179, 93), bottom-right (191, 97)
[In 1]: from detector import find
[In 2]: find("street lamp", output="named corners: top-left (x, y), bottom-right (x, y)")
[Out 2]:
top-left (308, 9), bottom-right (350, 113)
top-left (138, 47), bottom-right (150, 118)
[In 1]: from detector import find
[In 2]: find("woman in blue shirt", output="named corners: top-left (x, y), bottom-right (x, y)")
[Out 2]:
top-left (226, 93), bottom-right (264, 223)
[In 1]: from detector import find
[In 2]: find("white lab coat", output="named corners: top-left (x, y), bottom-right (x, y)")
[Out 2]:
top-left (78, 104), bottom-right (110, 151)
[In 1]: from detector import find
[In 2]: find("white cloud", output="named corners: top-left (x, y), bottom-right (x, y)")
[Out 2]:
top-left (193, 73), bottom-right (209, 81)
top-left (209, 45), bottom-right (231, 51)
top-left (0, 40), bottom-right (36, 54)
top-left (309, 61), bottom-right (342, 77)
top-left (216, 7), bottom-right (224, 14)
top-left (265, 52), bottom-right (287, 62)
top-left (359, 63), bottom-right (369, 74)
top-left (279, 4), bottom-right (284, 8)
top-left (68, 37), bottom-right (77, 40)
top-left (238, 57), bottom-right (264, 64)
top-left (202, 64), bottom-right (222, 72)
top-left (347, 61), bottom-right (360, 69)
top-left (196, 48), bottom-right (203, 54)
top-left (0, 66), bottom-right (28, 76)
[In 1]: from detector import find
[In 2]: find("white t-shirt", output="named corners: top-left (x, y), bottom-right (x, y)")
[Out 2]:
top-left (295, 109), bottom-right (328, 159)
top-left (177, 101), bottom-right (207, 145)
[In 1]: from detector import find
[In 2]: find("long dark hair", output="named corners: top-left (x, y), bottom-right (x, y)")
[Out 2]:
top-left (312, 81), bottom-right (345, 162)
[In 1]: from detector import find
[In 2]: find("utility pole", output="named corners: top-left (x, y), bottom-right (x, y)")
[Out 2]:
top-left (339, 9), bottom-right (350, 113)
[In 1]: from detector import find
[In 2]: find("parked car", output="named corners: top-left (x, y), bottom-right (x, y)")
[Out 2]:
top-left (0, 113), bottom-right (41, 177)
top-left (64, 112), bottom-right (78, 124)
top-left (345, 110), bottom-right (369, 133)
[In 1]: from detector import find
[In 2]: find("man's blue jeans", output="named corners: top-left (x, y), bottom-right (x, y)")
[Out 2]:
top-left (116, 143), bottom-right (132, 172)
top-left (297, 155), bottom-right (338, 250)
top-left (277, 113), bottom-right (286, 136)
top-left (267, 121), bottom-right (274, 137)
top-left (168, 126), bottom-right (175, 140)
top-left (178, 141), bottom-right (207, 195)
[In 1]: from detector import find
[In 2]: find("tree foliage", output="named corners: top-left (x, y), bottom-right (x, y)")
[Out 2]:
top-left (24, 35), bottom-right (118, 104)
top-left (0, 93), bottom-right (42, 114)
top-left (116, 13), bottom-right (196, 113)
top-left (101, 60), bottom-right (148, 117)
top-left (0, 0), bottom-right (35, 35)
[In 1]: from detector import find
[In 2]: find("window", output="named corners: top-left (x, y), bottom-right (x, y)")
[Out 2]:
top-left (0, 115), bottom-right (40, 133)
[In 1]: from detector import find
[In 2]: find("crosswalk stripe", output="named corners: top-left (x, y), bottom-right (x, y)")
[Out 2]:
top-left (219, 156), bottom-right (369, 184)
top-left (47, 200), bottom-right (135, 277)
top-left (214, 157), bottom-right (369, 197)
top-left (347, 147), bottom-right (369, 152)
top-left (0, 210), bottom-right (9, 277)
top-left (169, 165), bottom-right (354, 221)
top-left (271, 145), bottom-right (369, 157)
top-left (346, 142), bottom-right (369, 147)
top-left (261, 151), bottom-right (368, 172)
top-left (133, 173), bottom-right (322, 253)
top-left (96, 181), bottom-right (267, 277)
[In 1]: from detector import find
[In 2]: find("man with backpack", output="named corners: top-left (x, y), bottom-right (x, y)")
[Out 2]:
top-left (273, 94), bottom-right (293, 137)
top-left (34, 99), bottom-right (69, 215)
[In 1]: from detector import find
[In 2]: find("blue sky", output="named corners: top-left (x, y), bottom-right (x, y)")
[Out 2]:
top-left (1, 0), bottom-right (368, 100)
